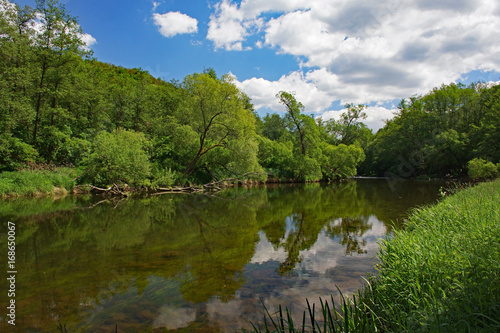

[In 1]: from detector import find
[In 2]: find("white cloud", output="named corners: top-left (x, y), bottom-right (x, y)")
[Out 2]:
top-left (207, 0), bottom-right (262, 50)
top-left (206, 0), bottom-right (308, 50)
top-left (250, 231), bottom-right (287, 264)
top-left (153, 12), bottom-right (198, 38)
top-left (79, 33), bottom-right (97, 51)
top-left (152, 1), bottom-right (161, 11)
top-left (213, 0), bottom-right (500, 130)
top-left (235, 71), bottom-right (333, 112)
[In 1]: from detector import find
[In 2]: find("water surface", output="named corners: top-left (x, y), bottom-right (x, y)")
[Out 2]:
top-left (0, 179), bottom-right (443, 332)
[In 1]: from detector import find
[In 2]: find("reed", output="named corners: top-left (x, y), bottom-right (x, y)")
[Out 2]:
top-left (246, 288), bottom-right (381, 333)
top-left (366, 178), bottom-right (500, 332)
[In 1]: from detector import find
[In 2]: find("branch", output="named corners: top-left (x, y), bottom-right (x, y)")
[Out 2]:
top-left (74, 184), bottom-right (129, 196)
top-left (154, 172), bottom-right (267, 194)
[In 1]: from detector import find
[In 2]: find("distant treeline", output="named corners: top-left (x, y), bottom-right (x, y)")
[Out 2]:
top-left (361, 81), bottom-right (500, 179)
top-left (1, 0), bottom-right (498, 189)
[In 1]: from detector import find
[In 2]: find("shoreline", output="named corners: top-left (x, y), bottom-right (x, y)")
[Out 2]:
top-left (248, 178), bottom-right (500, 332)
top-left (0, 170), bottom-right (475, 199)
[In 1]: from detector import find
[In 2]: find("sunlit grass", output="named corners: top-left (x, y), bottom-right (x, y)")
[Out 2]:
top-left (247, 179), bottom-right (500, 332)
top-left (0, 168), bottom-right (77, 197)
top-left (368, 178), bottom-right (500, 332)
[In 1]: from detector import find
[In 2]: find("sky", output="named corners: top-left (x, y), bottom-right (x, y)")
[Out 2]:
top-left (12, 0), bottom-right (500, 131)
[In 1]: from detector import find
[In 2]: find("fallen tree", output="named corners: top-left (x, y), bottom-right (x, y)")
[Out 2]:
top-left (154, 172), bottom-right (267, 194)
top-left (75, 172), bottom-right (267, 196)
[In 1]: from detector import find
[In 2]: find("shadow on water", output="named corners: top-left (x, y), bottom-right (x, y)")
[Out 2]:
top-left (0, 179), bottom-right (443, 332)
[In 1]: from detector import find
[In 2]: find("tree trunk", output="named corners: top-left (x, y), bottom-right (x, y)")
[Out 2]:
top-left (184, 151), bottom-right (203, 176)
top-left (33, 61), bottom-right (48, 144)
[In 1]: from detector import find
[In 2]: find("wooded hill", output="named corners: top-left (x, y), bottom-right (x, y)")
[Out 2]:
top-left (1, 0), bottom-right (498, 190)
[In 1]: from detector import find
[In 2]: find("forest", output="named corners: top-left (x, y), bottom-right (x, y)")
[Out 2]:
top-left (1, 0), bottom-right (499, 193)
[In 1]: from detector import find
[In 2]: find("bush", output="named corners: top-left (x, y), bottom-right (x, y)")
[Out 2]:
top-left (37, 126), bottom-right (92, 165)
top-left (151, 168), bottom-right (177, 188)
top-left (0, 134), bottom-right (39, 171)
top-left (468, 157), bottom-right (498, 179)
top-left (83, 129), bottom-right (151, 187)
top-left (320, 143), bottom-right (365, 180)
top-left (293, 155), bottom-right (322, 181)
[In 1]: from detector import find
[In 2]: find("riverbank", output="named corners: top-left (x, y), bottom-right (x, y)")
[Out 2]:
top-left (0, 166), bottom-right (488, 199)
top-left (0, 168), bottom-right (262, 197)
top-left (249, 178), bottom-right (500, 332)
top-left (0, 167), bottom-right (356, 198)
top-left (0, 168), bottom-right (79, 197)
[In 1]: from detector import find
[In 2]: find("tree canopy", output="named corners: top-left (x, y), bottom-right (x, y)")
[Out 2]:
top-left (0, 0), bottom-right (498, 187)
top-left (362, 83), bottom-right (500, 178)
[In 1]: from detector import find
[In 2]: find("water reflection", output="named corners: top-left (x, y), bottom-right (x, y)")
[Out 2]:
top-left (0, 179), bottom-right (443, 332)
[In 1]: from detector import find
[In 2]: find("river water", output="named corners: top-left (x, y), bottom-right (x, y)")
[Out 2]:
top-left (0, 179), bottom-right (443, 332)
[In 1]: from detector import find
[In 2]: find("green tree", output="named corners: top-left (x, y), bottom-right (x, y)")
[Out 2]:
top-left (0, 133), bottom-right (39, 171)
top-left (467, 158), bottom-right (498, 179)
top-left (180, 72), bottom-right (263, 180)
top-left (277, 91), bottom-right (307, 155)
top-left (323, 104), bottom-right (372, 146)
top-left (30, 0), bottom-right (90, 145)
top-left (257, 136), bottom-right (294, 178)
top-left (320, 143), bottom-right (365, 180)
top-left (469, 84), bottom-right (500, 164)
top-left (0, 0), bottom-right (36, 142)
top-left (362, 82), bottom-right (497, 178)
top-left (83, 129), bottom-right (151, 186)
top-left (260, 113), bottom-right (291, 142)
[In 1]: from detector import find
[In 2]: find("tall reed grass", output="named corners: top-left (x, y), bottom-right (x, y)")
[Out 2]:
top-left (247, 179), bottom-right (500, 332)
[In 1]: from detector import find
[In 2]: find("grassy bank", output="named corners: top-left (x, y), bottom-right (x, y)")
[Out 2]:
top-left (0, 168), bottom-right (77, 197)
top-left (249, 179), bottom-right (500, 332)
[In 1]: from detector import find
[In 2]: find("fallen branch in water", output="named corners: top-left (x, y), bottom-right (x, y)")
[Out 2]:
top-left (74, 183), bottom-right (130, 196)
top-left (154, 172), bottom-right (266, 194)
top-left (76, 172), bottom-right (266, 196)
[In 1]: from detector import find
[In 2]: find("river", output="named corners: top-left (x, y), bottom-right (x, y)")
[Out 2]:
top-left (0, 179), bottom-right (444, 332)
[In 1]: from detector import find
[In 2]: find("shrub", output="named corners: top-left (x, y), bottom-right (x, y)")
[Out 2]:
top-left (0, 133), bottom-right (39, 172)
top-left (151, 168), bottom-right (177, 188)
top-left (83, 129), bottom-right (151, 187)
top-left (37, 126), bottom-right (92, 165)
top-left (467, 157), bottom-right (498, 179)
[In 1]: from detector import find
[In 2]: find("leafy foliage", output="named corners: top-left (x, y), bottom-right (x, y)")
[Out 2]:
top-left (0, 133), bottom-right (39, 171)
top-left (82, 129), bottom-right (151, 186)
top-left (259, 93), bottom-right (366, 181)
top-left (0, 0), bottom-right (498, 192)
top-left (180, 72), bottom-right (264, 181)
top-left (363, 83), bottom-right (500, 178)
top-left (468, 158), bottom-right (498, 179)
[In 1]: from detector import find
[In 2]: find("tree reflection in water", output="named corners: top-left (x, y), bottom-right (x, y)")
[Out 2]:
top-left (0, 179), bottom-right (443, 332)
top-left (326, 217), bottom-right (372, 255)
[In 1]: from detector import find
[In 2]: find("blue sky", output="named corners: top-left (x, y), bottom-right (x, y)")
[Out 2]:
top-left (13, 0), bottom-right (500, 130)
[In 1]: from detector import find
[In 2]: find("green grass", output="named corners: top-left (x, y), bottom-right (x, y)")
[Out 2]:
top-left (247, 179), bottom-right (500, 332)
top-left (246, 290), bottom-right (380, 333)
top-left (368, 178), bottom-right (500, 332)
top-left (0, 168), bottom-right (77, 197)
